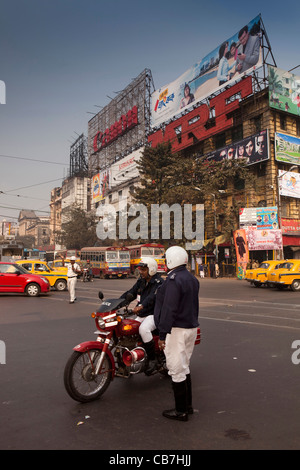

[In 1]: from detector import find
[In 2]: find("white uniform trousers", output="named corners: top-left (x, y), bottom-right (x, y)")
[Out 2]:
top-left (135, 315), bottom-right (156, 343)
top-left (165, 327), bottom-right (198, 383)
top-left (67, 276), bottom-right (77, 302)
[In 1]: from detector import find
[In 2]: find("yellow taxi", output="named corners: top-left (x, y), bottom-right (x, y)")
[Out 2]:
top-left (48, 259), bottom-right (68, 274)
top-left (267, 259), bottom-right (300, 291)
top-left (16, 259), bottom-right (68, 291)
top-left (245, 260), bottom-right (285, 288)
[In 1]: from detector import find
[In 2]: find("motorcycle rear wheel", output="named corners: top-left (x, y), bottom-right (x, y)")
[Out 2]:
top-left (64, 350), bottom-right (113, 402)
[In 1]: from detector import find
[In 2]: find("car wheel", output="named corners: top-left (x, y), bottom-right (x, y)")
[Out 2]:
top-left (25, 283), bottom-right (41, 297)
top-left (55, 279), bottom-right (67, 291)
top-left (291, 280), bottom-right (300, 292)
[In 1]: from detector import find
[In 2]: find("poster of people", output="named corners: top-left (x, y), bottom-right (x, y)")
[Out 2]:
top-left (256, 207), bottom-right (279, 230)
top-left (92, 169), bottom-right (111, 202)
top-left (275, 132), bottom-right (300, 165)
top-left (269, 66), bottom-right (300, 117)
top-left (278, 169), bottom-right (300, 198)
top-left (151, 15), bottom-right (262, 127)
top-left (207, 129), bottom-right (269, 166)
top-left (233, 229), bottom-right (249, 279)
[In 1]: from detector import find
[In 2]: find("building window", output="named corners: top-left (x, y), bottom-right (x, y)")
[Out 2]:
top-left (231, 124), bottom-right (243, 143)
top-left (215, 132), bottom-right (226, 150)
top-left (253, 115), bottom-right (262, 133)
top-left (280, 115), bottom-right (286, 130)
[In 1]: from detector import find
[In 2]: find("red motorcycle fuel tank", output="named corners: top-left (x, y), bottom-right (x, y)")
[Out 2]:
top-left (117, 318), bottom-right (140, 336)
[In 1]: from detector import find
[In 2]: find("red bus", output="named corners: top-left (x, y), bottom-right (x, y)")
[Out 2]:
top-left (80, 246), bottom-right (130, 279)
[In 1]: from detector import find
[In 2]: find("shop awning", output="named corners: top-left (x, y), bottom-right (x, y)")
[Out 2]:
top-left (283, 235), bottom-right (300, 247)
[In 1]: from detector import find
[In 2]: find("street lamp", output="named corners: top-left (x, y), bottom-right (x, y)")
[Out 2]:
top-left (277, 165), bottom-right (298, 258)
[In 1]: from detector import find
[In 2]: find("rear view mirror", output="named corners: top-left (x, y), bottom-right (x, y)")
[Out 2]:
top-left (98, 291), bottom-right (104, 300)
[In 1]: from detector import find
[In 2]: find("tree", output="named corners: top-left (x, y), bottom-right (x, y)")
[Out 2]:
top-left (131, 143), bottom-right (255, 242)
top-left (58, 205), bottom-right (98, 249)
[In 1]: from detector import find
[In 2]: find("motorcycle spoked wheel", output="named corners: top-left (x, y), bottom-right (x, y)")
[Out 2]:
top-left (64, 349), bottom-right (113, 402)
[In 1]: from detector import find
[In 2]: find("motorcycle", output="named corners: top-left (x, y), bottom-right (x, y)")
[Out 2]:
top-left (64, 291), bottom-right (201, 403)
top-left (82, 267), bottom-right (92, 282)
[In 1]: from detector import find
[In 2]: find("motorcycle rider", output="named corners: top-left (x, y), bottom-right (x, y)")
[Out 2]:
top-left (120, 257), bottom-right (163, 375)
top-left (83, 259), bottom-right (93, 282)
top-left (154, 246), bottom-right (199, 421)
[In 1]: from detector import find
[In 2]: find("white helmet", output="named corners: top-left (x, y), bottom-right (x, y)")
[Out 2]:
top-left (138, 257), bottom-right (158, 276)
top-left (165, 246), bottom-right (188, 270)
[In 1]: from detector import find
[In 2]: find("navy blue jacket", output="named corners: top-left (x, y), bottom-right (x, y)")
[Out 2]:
top-left (120, 273), bottom-right (163, 318)
top-left (154, 265), bottom-right (199, 340)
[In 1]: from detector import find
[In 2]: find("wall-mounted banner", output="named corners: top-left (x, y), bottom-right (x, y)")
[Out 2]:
top-left (278, 169), bottom-right (300, 198)
top-left (151, 15), bottom-right (262, 127)
top-left (256, 207), bottom-right (279, 230)
top-left (207, 129), bottom-right (269, 166)
top-left (275, 132), bottom-right (300, 165)
top-left (269, 66), bottom-right (300, 117)
top-left (233, 229), bottom-right (249, 279)
top-left (246, 227), bottom-right (283, 251)
top-left (110, 148), bottom-right (142, 189)
top-left (92, 169), bottom-right (111, 202)
top-left (240, 206), bottom-right (279, 229)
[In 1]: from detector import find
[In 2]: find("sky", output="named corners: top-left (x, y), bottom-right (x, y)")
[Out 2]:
top-left (0, 0), bottom-right (300, 223)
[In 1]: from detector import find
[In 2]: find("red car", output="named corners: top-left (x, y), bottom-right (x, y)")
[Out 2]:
top-left (0, 262), bottom-right (50, 297)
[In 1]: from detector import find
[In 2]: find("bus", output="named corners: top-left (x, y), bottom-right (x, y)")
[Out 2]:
top-left (80, 246), bottom-right (131, 279)
top-left (128, 243), bottom-right (165, 277)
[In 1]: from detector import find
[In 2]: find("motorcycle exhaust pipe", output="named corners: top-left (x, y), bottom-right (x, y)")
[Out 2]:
top-left (122, 347), bottom-right (145, 366)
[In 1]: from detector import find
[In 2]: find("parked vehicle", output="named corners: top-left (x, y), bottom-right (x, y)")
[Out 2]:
top-left (64, 291), bottom-right (201, 403)
top-left (245, 260), bottom-right (285, 287)
top-left (0, 262), bottom-right (50, 296)
top-left (16, 259), bottom-right (68, 291)
top-left (267, 259), bottom-right (300, 291)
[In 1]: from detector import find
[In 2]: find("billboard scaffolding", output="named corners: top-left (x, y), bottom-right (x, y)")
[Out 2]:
top-left (88, 68), bottom-right (154, 176)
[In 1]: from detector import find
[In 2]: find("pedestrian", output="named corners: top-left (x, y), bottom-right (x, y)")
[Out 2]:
top-left (199, 263), bottom-right (205, 278)
top-left (154, 246), bottom-right (199, 421)
top-left (62, 255), bottom-right (81, 303)
top-left (120, 257), bottom-right (163, 375)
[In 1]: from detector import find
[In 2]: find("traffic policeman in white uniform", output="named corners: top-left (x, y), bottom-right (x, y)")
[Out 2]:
top-left (64, 256), bottom-right (81, 303)
top-left (154, 246), bottom-right (199, 421)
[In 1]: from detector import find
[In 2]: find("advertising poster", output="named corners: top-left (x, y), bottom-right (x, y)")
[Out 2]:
top-left (207, 129), bottom-right (269, 166)
top-left (247, 228), bottom-right (283, 251)
top-left (92, 173), bottom-right (101, 203)
top-left (278, 169), bottom-right (300, 198)
top-left (256, 207), bottom-right (279, 230)
top-left (275, 132), bottom-right (300, 165)
top-left (110, 148), bottom-right (142, 189)
top-left (99, 168), bottom-right (111, 201)
top-left (233, 229), bottom-right (249, 279)
top-left (151, 15), bottom-right (262, 127)
top-left (269, 66), bottom-right (300, 117)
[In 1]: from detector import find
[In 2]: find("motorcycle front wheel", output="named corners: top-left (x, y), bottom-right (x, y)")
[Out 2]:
top-left (64, 349), bottom-right (113, 402)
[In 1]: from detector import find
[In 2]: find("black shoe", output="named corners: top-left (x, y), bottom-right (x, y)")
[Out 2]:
top-left (69, 301), bottom-right (74, 304)
top-left (162, 409), bottom-right (188, 421)
top-left (144, 359), bottom-right (157, 376)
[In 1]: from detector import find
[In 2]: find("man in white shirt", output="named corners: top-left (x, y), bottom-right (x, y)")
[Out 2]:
top-left (63, 256), bottom-right (81, 303)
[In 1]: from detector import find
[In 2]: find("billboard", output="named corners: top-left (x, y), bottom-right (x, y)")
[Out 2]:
top-left (278, 169), bottom-right (300, 199)
top-left (247, 227), bottom-right (283, 251)
top-left (92, 169), bottom-right (111, 203)
top-left (240, 206), bottom-right (279, 229)
top-left (233, 229), bottom-right (249, 279)
top-left (275, 132), bottom-right (300, 165)
top-left (207, 129), bottom-right (269, 166)
top-left (151, 15), bottom-right (262, 127)
top-left (269, 66), bottom-right (300, 117)
top-left (110, 148), bottom-right (142, 189)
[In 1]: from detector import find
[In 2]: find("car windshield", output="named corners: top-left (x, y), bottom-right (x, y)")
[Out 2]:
top-left (14, 264), bottom-right (29, 274)
top-left (259, 263), bottom-right (270, 269)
